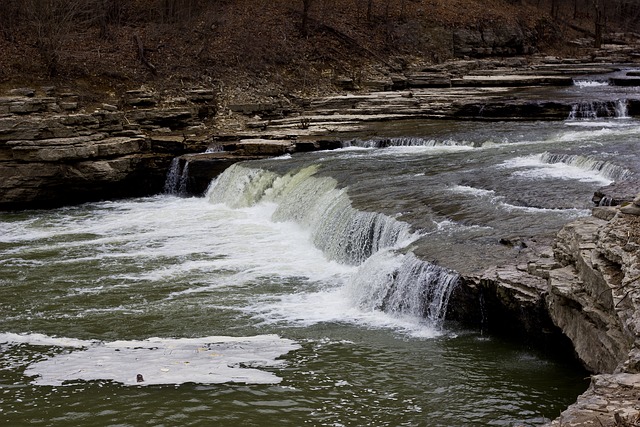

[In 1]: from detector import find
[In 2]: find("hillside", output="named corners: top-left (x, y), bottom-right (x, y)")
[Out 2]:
top-left (0, 0), bottom-right (638, 104)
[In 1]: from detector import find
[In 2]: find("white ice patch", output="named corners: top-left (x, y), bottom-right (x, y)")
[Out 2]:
top-left (0, 333), bottom-right (299, 386)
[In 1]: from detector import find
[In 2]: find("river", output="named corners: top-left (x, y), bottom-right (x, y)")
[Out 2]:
top-left (2, 80), bottom-right (639, 426)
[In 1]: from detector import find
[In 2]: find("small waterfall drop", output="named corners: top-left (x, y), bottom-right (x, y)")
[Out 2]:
top-left (207, 163), bottom-right (458, 326)
top-left (164, 158), bottom-right (191, 196)
top-left (615, 99), bottom-right (629, 119)
top-left (598, 196), bottom-right (614, 207)
top-left (568, 99), bottom-right (629, 120)
top-left (346, 251), bottom-right (459, 326)
top-left (344, 137), bottom-right (473, 149)
top-left (572, 79), bottom-right (609, 88)
top-left (208, 164), bottom-right (418, 264)
top-left (540, 152), bottom-right (632, 182)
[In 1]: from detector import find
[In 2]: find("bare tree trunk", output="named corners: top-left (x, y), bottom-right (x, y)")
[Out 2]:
top-left (367, 0), bottom-right (374, 22)
top-left (301, 0), bottom-right (313, 36)
top-left (593, 0), bottom-right (603, 48)
top-left (134, 34), bottom-right (158, 75)
top-left (0, 0), bottom-right (22, 42)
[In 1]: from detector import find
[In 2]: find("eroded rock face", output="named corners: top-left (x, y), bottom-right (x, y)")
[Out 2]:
top-left (0, 88), bottom-right (214, 209)
top-left (449, 200), bottom-right (640, 426)
top-left (544, 208), bottom-right (640, 426)
top-left (453, 26), bottom-right (535, 57)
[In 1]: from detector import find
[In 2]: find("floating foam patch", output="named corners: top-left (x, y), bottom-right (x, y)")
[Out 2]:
top-left (0, 333), bottom-right (300, 386)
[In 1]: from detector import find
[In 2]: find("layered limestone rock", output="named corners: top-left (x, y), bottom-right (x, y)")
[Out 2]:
top-left (449, 198), bottom-right (640, 426)
top-left (543, 202), bottom-right (640, 425)
top-left (453, 26), bottom-right (536, 57)
top-left (0, 87), bottom-right (214, 209)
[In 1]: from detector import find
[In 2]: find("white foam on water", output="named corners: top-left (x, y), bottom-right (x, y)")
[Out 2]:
top-left (451, 185), bottom-right (496, 197)
top-left (3, 197), bottom-right (354, 293)
top-left (245, 286), bottom-right (442, 339)
top-left (0, 333), bottom-right (299, 386)
top-left (244, 250), bottom-right (457, 339)
top-left (432, 219), bottom-right (493, 233)
top-left (0, 332), bottom-right (96, 348)
top-left (374, 145), bottom-right (474, 156)
top-left (497, 203), bottom-right (590, 217)
top-left (499, 155), bottom-right (614, 184)
top-left (557, 123), bottom-right (640, 142)
top-left (573, 80), bottom-right (609, 87)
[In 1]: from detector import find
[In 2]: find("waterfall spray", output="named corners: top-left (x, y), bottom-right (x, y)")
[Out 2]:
top-left (208, 163), bottom-right (459, 325)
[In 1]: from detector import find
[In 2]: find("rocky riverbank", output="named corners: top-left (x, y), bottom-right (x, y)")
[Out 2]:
top-left (447, 199), bottom-right (640, 426)
top-left (4, 45), bottom-right (640, 209)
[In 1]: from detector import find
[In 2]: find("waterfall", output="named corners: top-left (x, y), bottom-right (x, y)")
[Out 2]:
top-left (343, 137), bottom-right (473, 148)
top-left (598, 196), bottom-right (614, 207)
top-left (207, 163), bottom-right (458, 324)
top-left (568, 99), bottom-right (629, 120)
top-left (540, 152), bottom-right (632, 182)
top-left (615, 99), bottom-right (629, 119)
top-left (208, 164), bottom-right (419, 264)
top-left (346, 251), bottom-right (459, 326)
top-left (572, 79), bottom-right (609, 88)
top-left (164, 157), bottom-right (190, 196)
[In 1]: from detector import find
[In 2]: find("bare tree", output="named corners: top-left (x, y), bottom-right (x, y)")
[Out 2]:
top-left (593, 0), bottom-right (604, 47)
top-left (94, 0), bottom-right (124, 39)
top-left (0, 0), bottom-right (23, 42)
top-left (301, 0), bottom-right (313, 36)
top-left (23, 0), bottom-right (90, 77)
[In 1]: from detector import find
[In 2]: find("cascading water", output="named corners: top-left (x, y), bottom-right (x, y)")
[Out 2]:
top-left (568, 99), bottom-right (629, 120)
top-left (616, 99), bottom-right (629, 118)
top-left (207, 163), bottom-right (458, 324)
top-left (344, 136), bottom-right (474, 148)
top-left (539, 152), bottom-right (632, 182)
top-left (4, 113), bottom-right (618, 426)
top-left (346, 251), bottom-right (459, 327)
top-left (163, 157), bottom-right (190, 196)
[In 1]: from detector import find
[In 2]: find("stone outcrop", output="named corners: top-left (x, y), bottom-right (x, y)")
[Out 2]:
top-left (453, 26), bottom-right (536, 57)
top-left (544, 205), bottom-right (640, 426)
top-left (449, 198), bottom-right (640, 426)
top-left (0, 87), bottom-right (214, 209)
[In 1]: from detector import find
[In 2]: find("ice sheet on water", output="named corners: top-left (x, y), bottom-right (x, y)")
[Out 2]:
top-left (0, 333), bottom-right (300, 386)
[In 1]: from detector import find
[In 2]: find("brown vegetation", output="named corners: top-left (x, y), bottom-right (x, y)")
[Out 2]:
top-left (0, 0), bottom-right (638, 102)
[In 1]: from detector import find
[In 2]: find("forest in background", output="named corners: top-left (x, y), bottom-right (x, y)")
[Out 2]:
top-left (1, 0), bottom-right (639, 101)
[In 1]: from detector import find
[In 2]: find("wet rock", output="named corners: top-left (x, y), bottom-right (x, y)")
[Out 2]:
top-left (451, 75), bottom-right (573, 87)
top-left (175, 153), bottom-right (268, 196)
top-left (546, 374), bottom-right (640, 426)
top-left (8, 88), bottom-right (36, 97)
top-left (543, 211), bottom-right (640, 425)
top-left (620, 204), bottom-right (640, 216)
top-left (592, 206), bottom-right (618, 221)
top-left (233, 139), bottom-right (295, 156)
top-left (595, 179), bottom-right (640, 206)
top-left (149, 135), bottom-right (186, 153)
